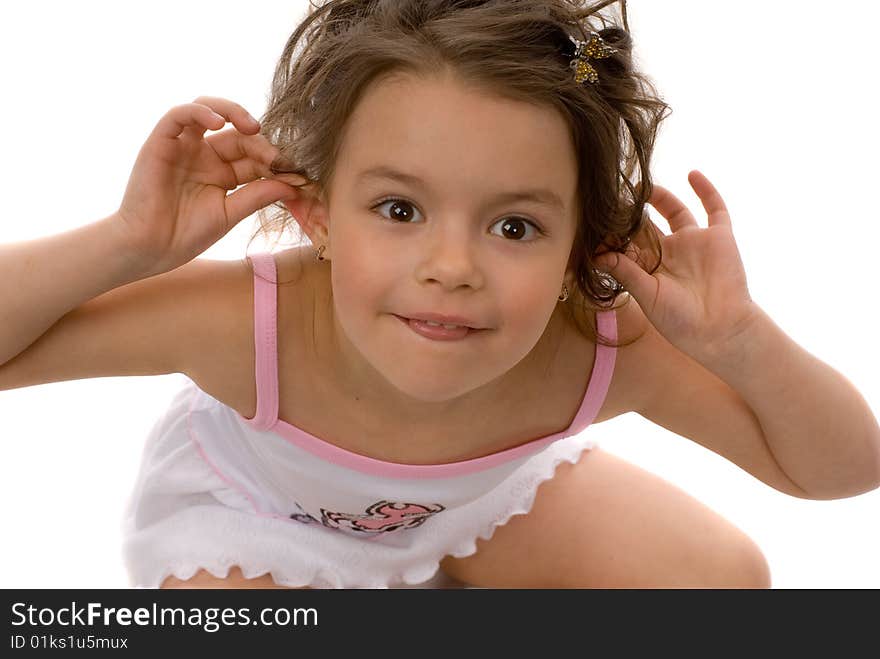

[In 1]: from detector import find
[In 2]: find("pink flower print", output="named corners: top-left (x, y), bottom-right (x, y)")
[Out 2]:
top-left (321, 500), bottom-right (445, 533)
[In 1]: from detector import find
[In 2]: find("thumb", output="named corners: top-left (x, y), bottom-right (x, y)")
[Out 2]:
top-left (594, 251), bottom-right (645, 299)
top-left (224, 180), bottom-right (301, 224)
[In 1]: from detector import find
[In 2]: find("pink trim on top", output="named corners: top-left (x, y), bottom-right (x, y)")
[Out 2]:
top-left (238, 251), bottom-right (616, 479)
top-left (187, 384), bottom-right (297, 526)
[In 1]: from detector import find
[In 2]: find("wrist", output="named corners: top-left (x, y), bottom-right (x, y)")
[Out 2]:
top-left (102, 212), bottom-right (163, 281)
top-left (700, 303), bottom-right (772, 374)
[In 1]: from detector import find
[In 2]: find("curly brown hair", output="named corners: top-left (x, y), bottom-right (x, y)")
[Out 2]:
top-left (251, 0), bottom-right (670, 348)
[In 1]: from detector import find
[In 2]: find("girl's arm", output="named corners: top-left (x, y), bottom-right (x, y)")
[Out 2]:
top-left (0, 97), bottom-right (302, 391)
top-left (0, 214), bottom-right (149, 366)
top-left (698, 305), bottom-right (880, 500)
top-left (599, 172), bottom-right (880, 500)
top-left (0, 97), bottom-right (299, 370)
top-left (0, 251), bottom-right (247, 393)
top-left (628, 297), bottom-right (880, 501)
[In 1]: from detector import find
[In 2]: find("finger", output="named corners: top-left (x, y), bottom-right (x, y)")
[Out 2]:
top-left (190, 95), bottom-right (262, 135)
top-left (593, 247), bottom-right (655, 306)
top-left (649, 183), bottom-right (698, 232)
top-left (207, 131), bottom-right (309, 186)
top-left (223, 156), bottom-right (297, 189)
top-left (224, 179), bottom-right (303, 225)
top-left (688, 170), bottom-right (732, 229)
top-left (206, 130), bottom-right (280, 175)
top-left (150, 103), bottom-right (227, 140)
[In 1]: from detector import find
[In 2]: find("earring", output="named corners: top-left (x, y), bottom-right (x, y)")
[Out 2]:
top-left (558, 283), bottom-right (569, 302)
top-left (316, 245), bottom-right (327, 261)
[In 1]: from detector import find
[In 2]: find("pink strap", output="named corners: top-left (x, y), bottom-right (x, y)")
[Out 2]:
top-left (244, 252), bottom-right (280, 430)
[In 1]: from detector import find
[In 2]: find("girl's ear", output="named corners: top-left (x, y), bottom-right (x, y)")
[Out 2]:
top-left (282, 188), bottom-right (331, 247)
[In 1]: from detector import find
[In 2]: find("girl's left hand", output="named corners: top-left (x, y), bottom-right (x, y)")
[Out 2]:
top-left (594, 170), bottom-right (761, 360)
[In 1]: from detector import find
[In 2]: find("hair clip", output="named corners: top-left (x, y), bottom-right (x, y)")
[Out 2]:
top-left (568, 32), bottom-right (617, 84)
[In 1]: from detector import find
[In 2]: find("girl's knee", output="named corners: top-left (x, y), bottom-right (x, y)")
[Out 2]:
top-left (160, 566), bottom-right (307, 589)
top-left (704, 536), bottom-right (772, 589)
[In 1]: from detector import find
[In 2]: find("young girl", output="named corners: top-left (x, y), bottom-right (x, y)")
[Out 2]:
top-left (2, 0), bottom-right (879, 589)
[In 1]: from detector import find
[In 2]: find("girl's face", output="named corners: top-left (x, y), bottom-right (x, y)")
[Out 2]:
top-left (286, 69), bottom-right (579, 412)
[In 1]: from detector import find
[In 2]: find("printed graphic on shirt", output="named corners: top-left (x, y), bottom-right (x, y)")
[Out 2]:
top-left (320, 500), bottom-right (446, 533)
top-left (289, 501), bottom-right (320, 525)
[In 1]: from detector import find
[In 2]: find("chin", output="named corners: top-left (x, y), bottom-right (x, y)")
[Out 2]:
top-left (384, 372), bottom-right (480, 405)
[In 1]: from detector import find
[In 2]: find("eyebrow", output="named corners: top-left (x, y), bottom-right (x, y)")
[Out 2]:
top-left (355, 165), bottom-right (566, 212)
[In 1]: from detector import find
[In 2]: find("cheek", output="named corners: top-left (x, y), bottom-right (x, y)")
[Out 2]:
top-left (497, 272), bottom-right (559, 329)
top-left (329, 244), bottom-right (389, 313)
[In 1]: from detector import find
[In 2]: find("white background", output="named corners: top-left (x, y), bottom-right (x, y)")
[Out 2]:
top-left (0, 1), bottom-right (877, 588)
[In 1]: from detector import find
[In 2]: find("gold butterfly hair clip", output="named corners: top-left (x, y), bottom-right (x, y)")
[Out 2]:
top-left (567, 32), bottom-right (618, 84)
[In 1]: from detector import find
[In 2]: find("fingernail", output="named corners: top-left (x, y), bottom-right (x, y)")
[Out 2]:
top-left (275, 172), bottom-right (307, 184)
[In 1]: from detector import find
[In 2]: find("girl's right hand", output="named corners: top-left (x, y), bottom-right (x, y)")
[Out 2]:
top-left (115, 96), bottom-right (305, 277)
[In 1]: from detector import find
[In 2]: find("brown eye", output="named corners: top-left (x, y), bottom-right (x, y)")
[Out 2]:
top-left (373, 198), bottom-right (420, 223)
top-left (494, 217), bottom-right (538, 241)
top-left (371, 197), bottom-right (545, 243)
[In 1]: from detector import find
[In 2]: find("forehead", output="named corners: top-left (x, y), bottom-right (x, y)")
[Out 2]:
top-left (336, 71), bottom-right (578, 205)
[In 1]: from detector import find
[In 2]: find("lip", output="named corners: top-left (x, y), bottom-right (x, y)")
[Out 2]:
top-left (397, 311), bottom-right (487, 330)
top-left (393, 314), bottom-right (486, 342)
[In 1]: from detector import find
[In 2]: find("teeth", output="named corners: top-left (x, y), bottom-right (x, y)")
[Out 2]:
top-left (422, 320), bottom-right (463, 329)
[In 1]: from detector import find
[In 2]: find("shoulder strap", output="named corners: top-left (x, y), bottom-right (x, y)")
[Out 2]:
top-left (244, 252), bottom-right (280, 430)
top-left (595, 307), bottom-right (618, 380)
top-left (581, 307), bottom-right (618, 423)
top-left (596, 307), bottom-right (618, 351)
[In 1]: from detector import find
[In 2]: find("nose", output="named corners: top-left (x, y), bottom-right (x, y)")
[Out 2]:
top-left (415, 220), bottom-right (483, 291)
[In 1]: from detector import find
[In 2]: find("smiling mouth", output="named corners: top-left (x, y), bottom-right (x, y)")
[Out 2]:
top-left (393, 314), bottom-right (487, 341)
top-left (399, 316), bottom-right (477, 329)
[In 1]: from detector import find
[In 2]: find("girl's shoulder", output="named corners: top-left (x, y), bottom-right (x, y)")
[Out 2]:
top-left (182, 246), bottom-right (316, 420)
